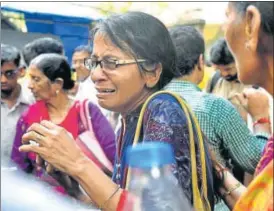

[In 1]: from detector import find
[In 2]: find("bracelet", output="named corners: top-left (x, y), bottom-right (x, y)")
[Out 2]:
top-left (253, 117), bottom-right (271, 127)
top-left (222, 183), bottom-right (241, 197)
top-left (99, 185), bottom-right (120, 210)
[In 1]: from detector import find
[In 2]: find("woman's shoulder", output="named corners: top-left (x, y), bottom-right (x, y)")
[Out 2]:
top-left (146, 92), bottom-right (183, 111)
top-left (144, 92), bottom-right (187, 124)
top-left (15, 101), bottom-right (45, 129)
top-left (21, 101), bottom-right (46, 122)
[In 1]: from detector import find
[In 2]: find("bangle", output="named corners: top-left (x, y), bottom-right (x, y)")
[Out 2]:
top-left (253, 117), bottom-right (271, 127)
top-left (100, 185), bottom-right (120, 210)
top-left (222, 183), bottom-right (241, 197)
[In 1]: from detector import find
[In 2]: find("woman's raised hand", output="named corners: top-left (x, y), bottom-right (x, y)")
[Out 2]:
top-left (20, 120), bottom-right (87, 177)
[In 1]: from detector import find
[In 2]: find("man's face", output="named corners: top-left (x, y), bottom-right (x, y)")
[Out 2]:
top-left (1, 62), bottom-right (20, 98)
top-left (72, 51), bottom-right (91, 82)
top-left (213, 63), bottom-right (238, 82)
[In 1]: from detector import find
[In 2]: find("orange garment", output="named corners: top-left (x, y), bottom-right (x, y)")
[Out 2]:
top-left (234, 159), bottom-right (273, 211)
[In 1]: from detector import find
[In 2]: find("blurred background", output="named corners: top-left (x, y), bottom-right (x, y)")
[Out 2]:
top-left (1, 2), bottom-right (227, 88)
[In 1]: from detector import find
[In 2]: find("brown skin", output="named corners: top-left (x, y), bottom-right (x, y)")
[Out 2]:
top-left (224, 3), bottom-right (273, 95)
top-left (1, 62), bottom-right (24, 108)
top-left (214, 2), bottom-right (273, 208)
top-left (90, 33), bottom-right (161, 116)
top-left (212, 63), bottom-right (238, 81)
top-left (28, 65), bottom-right (74, 124)
top-left (72, 51), bottom-right (91, 82)
top-left (19, 33), bottom-right (163, 210)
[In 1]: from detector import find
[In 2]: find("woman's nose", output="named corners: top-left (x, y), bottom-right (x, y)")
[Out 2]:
top-left (27, 81), bottom-right (34, 90)
top-left (90, 65), bottom-right (107, 83)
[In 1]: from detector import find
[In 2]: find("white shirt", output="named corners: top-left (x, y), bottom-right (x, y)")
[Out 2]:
top-left (1, 86), bottom-right (35, 165)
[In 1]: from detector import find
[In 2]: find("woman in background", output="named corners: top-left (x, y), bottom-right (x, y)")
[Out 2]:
top-left (216, 2), bottom-right (273, 210)
top-left (12, 53), bottom-right (116, 195)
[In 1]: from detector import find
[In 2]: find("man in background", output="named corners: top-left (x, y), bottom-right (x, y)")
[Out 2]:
top-left (1, 44), bottom-right (34, 166)
top-left (206, 38), bottom-right (249, 122)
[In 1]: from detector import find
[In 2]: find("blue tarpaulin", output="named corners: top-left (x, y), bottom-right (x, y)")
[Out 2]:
top-left (1, 6), bottom-right (95, 64)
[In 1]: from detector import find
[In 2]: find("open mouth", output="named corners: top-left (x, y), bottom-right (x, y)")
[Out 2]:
top-left (102, 89), bottom-right (115, 93)
top-left (96, 88), bottom-right (116, 94)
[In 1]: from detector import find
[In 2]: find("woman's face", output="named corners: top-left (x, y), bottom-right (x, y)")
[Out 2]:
top-left (224, 3), bottom-right (261, 85)
top-left (90, 33), bottom-right (155, 114)
top-left (28, 65), bottom-right (57, 102)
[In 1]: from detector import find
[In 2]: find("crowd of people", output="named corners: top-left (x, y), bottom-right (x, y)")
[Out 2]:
top-left (1, 2), bottom-right (273, 211)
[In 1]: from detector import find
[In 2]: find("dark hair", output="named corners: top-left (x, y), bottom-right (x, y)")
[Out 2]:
top-left (232, 2), bottom-right (274, 35)
top-left (30, 53), bottom-right (74, 90)
top-left (73, 45), bottom-right (92, 55)
top-left (210, 38), bottom-right (234, 65)
top-left (1, 43), bottom-right (21, 67)
top-left (92, 11), bottom-right (179, 89)
top-left (23, 37), bottom-right (64, 66)
top-left (169, 25), bottom-right (205, 76)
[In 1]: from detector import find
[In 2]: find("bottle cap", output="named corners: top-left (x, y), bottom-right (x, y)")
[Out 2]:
top-left (126, 142), bottom-right (175, 169)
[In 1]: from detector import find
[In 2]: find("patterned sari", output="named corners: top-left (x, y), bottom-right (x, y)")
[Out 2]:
top-left (234, 136), bottom-right (274, 211)
top-left (234, 159), bottom-right (273, 211)
top-left (113, 93), bottom-right (215, 210)
top-left (255, 136), bottom-right (274, 176)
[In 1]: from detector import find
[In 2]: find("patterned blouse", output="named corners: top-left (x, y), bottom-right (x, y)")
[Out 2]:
top-left (112, 93), bottom-right (214, 209)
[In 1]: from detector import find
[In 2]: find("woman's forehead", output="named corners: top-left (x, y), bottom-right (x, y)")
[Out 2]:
top-left (28, 65), bottom-right (45, 76)
top-left (93, 33), bottom-right (131, 59)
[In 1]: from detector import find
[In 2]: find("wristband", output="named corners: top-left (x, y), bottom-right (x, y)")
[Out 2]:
top-left (253, 117), bottom-right (271, 127)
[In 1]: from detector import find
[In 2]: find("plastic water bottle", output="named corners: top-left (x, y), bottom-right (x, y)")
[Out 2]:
top-left (124, 142), bottom-right (192, 211)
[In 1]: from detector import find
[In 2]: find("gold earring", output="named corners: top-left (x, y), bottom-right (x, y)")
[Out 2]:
top-left (146, 84), bottom-right (154, 89)
top-left (56, 90), bottom-right (60, 95)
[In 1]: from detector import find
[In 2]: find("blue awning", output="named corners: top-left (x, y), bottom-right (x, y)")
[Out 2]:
top-left (1, 6), bottom-right (98, 64)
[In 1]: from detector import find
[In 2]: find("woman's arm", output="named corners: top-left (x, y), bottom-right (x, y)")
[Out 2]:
top-left (214, 164), bottom-right (247, 210)
top-left (72, 157), bottom-right (122, 210)
top-left (19, 120), bottom-right (122, 211)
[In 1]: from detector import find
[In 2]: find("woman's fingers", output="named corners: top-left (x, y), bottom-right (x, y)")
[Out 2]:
top-left (46, 163), bottom-right (54, 174)
top-left (40, 120), bottom-right (60, 130)
top-left (36, 155), bottom-right (44, 166)
top-left (21, 121), bottom-right (82, 175)
top-left (27, 122), bottom-right (52, 137)
top-left (36, 155), bottom-right (45, 171)
top-left (22, 131), bottom-right (45, 145)
top-left (19, 144), bottom-right (41, 154)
